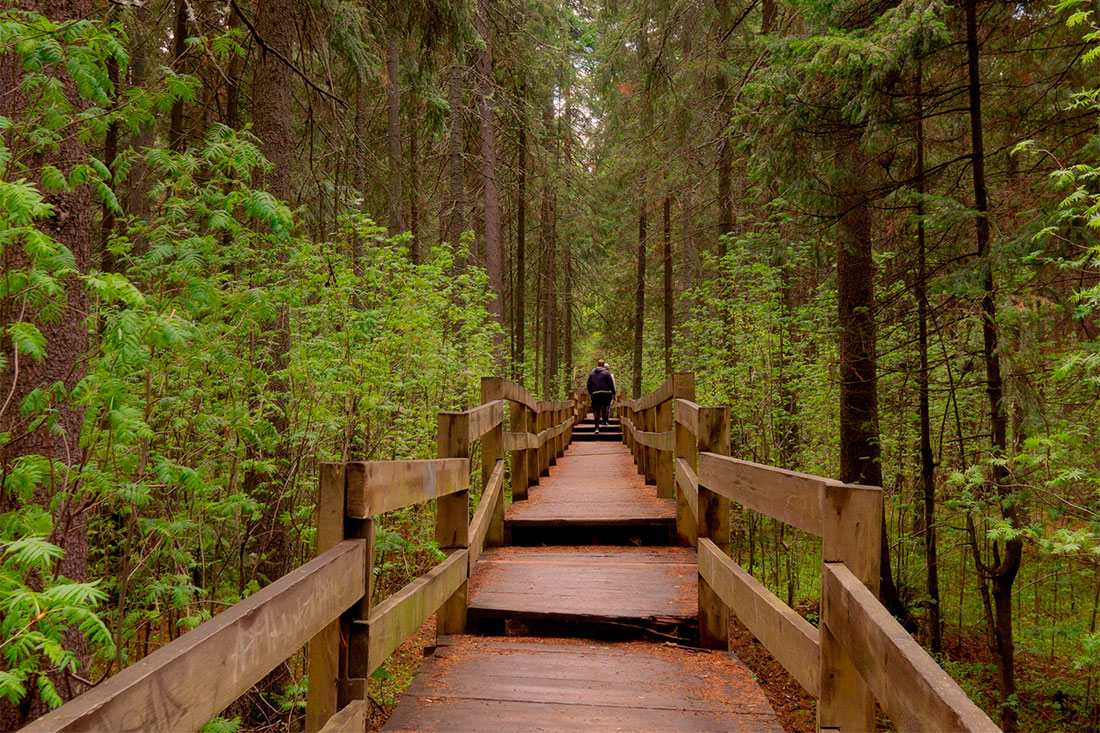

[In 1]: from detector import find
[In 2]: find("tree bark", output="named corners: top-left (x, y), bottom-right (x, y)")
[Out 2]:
top-left (386, 34), bottom-right (406, 236)
top-left (965, 1), bottom-right (1021, 727)
top-left (633, 202), bottom-right (647, 397)
top-left (446, 62), bottom-right (466, 247)
top-left (714, 0), bottom-right (733, 259)
top-left (169, 0), bottom-right (189, 152)
top-left (915, 54), bottom-right (942, 654)
top-left (515, 107), bottom-right (526, 378)
top-left (0, 0), bottom-right (96, 719)
top-left (475, 0), bottom-right (505, 363)
top-left (663, 194), bottom-right (673, 375)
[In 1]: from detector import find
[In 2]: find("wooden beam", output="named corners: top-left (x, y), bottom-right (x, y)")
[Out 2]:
top-left (318, 700), bottom-right (366, 733)
top-left (481, 379), bottom-right (505, 548)
top-left (503, 431), bottom-right (537, 451)
top-left (465, 400), bottom-right (504, 443)
top-left (822, 563), bottom-right (999, 732)
top-left (25, 541), bottom-right (366, 733)
top-left (363, 550), bottom-right (469, 675)
top-left (697, 453), bottom-right (824, 537)
top-left (469, 459), bottom-right (505, 572)
top-left (345, 458), bottom-right (470, 518)
top-left (674, 457), bottom-right (699, 520)
top-left (673, 398), bottom-right (699, 433)
top-left (436, 412), bottom-right (470, 637)
top-left (699, 539), bottom-right (820, 696)
top-left (500, 379), bottom-right (537, 410)
top-left (632, 428), bottom-right (674, 451)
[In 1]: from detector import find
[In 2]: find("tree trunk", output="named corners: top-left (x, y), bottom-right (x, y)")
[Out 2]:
top-left (515, 108), bottom-right (526, 379)
top-left (0, 0), bottom-right (96, 719)
top-left (965, 1), bottom-right (1021, 727)
top-left (446, 62), bottom-right (466, 247)
top-left (386, 35), bottom-right (406, 236)
top-left (663, 194), bottom-right (673, 375)
top-left (169, 0), bottom-right (188, 152)
top-left (633, 203), bottom-right (647, 397)
top-left (714, 0), bottom-right (733, 260)
top-left (476, 0), bottom-right (505, 363)
top-left (834, 127), bottom-right (910, 626)
top-left (915, 55), bottom-right (942, 654)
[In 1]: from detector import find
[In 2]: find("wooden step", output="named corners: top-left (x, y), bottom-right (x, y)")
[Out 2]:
top-left (383, 636), bottom-right (782, 732)
top-left (505, 441), bottom-right (673, 544)
top-left (467, 546), bottom-right (697, 639)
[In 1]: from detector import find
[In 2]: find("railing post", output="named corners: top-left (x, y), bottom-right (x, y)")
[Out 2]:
top-left (818, 482), bottom-right (882, 732)
top-left (526, 399), bottom-right (539, 488)
top-left (306, 462), bottom-right (375, 730)
top-left (437, 411), bottom-right (470, 637)
top-left (510, 398), bottom-right (529, 501)
top-left (697, 405), bottom-right (730, 650)
top-left (656, 397), bottom-right (673, 499)
top-left (643, 404), bottom-right (657, 485)
top-left (672, 373), bottom-right (697, 547)
top-left (481, 378), bottom-right (505, 547)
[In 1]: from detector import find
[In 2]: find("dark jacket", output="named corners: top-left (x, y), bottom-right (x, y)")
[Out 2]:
top-left (587, 367), bottom-right (616, 396)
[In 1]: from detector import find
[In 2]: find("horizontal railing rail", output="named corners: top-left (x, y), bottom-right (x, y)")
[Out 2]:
top-left (22, 376), bottom-right (581, 733)
top-left (624, 372), bottom-right (999, 733)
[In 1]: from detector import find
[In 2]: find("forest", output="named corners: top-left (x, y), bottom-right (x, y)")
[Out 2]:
top-left (2, 0), bottom-right (1100, 730)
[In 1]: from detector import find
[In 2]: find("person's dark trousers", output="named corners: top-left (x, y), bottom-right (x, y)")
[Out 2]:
top-left (591, 393), bottom-right (613, 427)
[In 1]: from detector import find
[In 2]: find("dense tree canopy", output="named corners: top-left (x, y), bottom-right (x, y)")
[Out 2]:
top-left (4, 0), bottom-right (1100, 729)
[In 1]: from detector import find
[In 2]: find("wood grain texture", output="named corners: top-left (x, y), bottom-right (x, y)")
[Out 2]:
top-left (464, 399), bottom-right (504, 442)
top-left (674, 397), bottom-right (700, 433)
top-left (468, 546), bottom-right (697, 625)
top-left (318, 700), bottom-right (366, 733)
top-left (363, 549), bottom-right (469, 675)
top-left (633, 427), bottom-right (674, 451)
top-left (345, 458), bottom-right (470, 518)
top-left (698, 539), bottom-right (820, 696)
top-left (505, 441), bottom-right (675, 528)
top-left (469, 459), bottom-right (505, 572)
top-left (502, 431), bottom-right (537, 451)
top-left (383, 636), bottom-right (782, 732)
top-left (823, 563), bottom-right (999, 732)
top-left (675, 456), bottom-right (699, 521)
top-left (25, 541), bottom-right (366, 733)
top-left (500, 378), bottom-right (537, 410)
top-left (698, 452), bottom-right (823, 537)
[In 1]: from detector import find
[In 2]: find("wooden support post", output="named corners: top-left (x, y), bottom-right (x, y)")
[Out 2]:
top-left (436, 411), bottom-right (470, 637)
top-left (510, 400), bottom-right (529, 501)
top-left (697, 405), bottom-right (731, 650)
top-left (818, 482), bottom-right (882, 732)
top-left (481, 379), bottom-right (505, 547)
top-left (526, 402), bottom-right (539, 488)
top-left (656, 398), bottom-right (673, 499)
top-left (643, 405), bottom-right (657, 485)
top-left (539, 404), bottom-right (551, 476)
top-left (672, 373), bottom-right (697, 547)
top-left (305, 463), bottom-right (348, 732)
top-left (549, 404), bottom-right (560, 466)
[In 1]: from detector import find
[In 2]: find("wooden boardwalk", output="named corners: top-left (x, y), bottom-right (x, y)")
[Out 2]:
top-left (384, 414), bottom-right (782, 731)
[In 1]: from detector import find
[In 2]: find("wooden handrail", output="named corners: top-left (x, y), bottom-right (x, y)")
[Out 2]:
top-left (626, 372), bottom-right (999, 733)
top-left (344, 458), bottom-right (470, 518)
top-left (23, 540), bottom-right (367, 733)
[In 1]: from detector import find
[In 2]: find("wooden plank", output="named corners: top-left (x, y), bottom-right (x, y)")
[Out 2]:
top-left (697, 407), bottom-right (730, 651)
top-left (822, 563), bottom-right (999, 732)
top-left (698, 539), bottom-right (820, 696)
top-left (25, 541), bottom-right (366, 733)
top-left (633, 428), bottom-right (674, 451)
top-left (637, 377), bottom-right (674, 411)
top-left (698, 452), bottom-right (823, 536)
top-left (469, 547), bottom-right (697, 625)
top-left (481, 379), bottom-right (505, 549)
top-left (364, 549), bottom-right (469, 674)
top-left (469, 459), bottom-right (505, 572)
top-left (500, 379), bottom-right (536, 410)
top-left (675, 457), bottom-right (699, 520)
top-left (509, 402), bottom-right (530, 501)
top-left (318, 700), bottom-right (366, 733)
top-left (465, 399), bottom-right (504, 443)
top-left (502, 430), bottom-right (536, 451)
top-left (345, 458), bottom-right (470, 518)
top-left (674, 397), bottom-right (699, 433)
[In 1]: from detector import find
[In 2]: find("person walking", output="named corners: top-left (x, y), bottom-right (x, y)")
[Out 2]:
top-left (586, 359), bottom-right (617, 432)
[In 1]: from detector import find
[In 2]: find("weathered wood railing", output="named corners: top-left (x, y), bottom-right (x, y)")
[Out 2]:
top-left (621, 373), bottom-right (1000, 733)
top-left (23, 377), bottom-right (579, 733)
